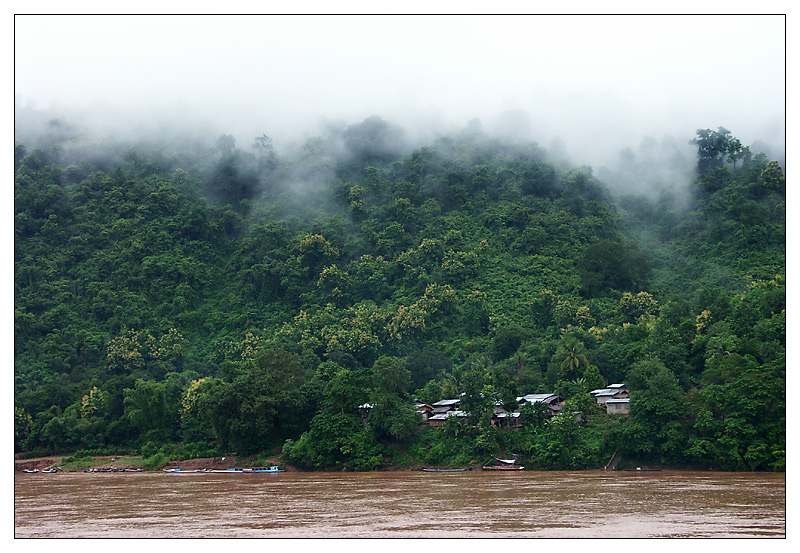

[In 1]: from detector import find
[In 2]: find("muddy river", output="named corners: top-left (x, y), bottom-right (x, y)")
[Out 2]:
top-left (14, 470), bottom-right (785, 538)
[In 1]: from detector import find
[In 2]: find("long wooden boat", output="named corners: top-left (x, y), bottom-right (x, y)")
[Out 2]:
top-left (422, 468), bottom-right (467, 472)
top-left (209, 467), bottom-right (285, 473)
top-left (84, 467), bottom-right (142, 473)
top-left (162, 466), bottom-right (284, 474)
top-left (482, 465), bottom-right (524, 471)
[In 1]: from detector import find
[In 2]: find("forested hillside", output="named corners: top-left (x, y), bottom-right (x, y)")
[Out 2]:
top-left (14, 117), bottom-right (785, 471)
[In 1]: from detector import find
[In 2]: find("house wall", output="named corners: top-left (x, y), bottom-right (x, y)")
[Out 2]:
top-left (606, 402), bottom-right (629, 415)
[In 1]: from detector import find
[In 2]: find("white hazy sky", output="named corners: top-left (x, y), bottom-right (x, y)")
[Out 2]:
top-left (13, 11), bottom-right (787, 167)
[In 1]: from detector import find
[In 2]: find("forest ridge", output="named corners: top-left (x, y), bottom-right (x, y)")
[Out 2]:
top-left (14, 118), bottom-right (785, 471)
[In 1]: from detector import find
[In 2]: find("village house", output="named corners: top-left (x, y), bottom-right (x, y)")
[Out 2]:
top-left (427, 410), bottom-right (467, 427)
top-left (590, 384), bottom-right (630, 415)
top-left (605, 398), bottom-right (630, 415)
top-left (491, 406), bottom-right (522, 428)
top-left (516, 393), bottom-right (564, 418)
top-left (590, 384), bottom-right (629, 404)
top-left (414, 401), bottom-right (434, 421)
top-left (426, 398), bottom-right (463, 427)
top-left (422, 393), bottom-right (568, 428)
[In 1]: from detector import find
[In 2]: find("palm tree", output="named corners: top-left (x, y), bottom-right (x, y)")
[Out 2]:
top-left (443, 365), bottom-right (466, 397)
top-left (512, 351), bottom-right (529, 372)
top-left (556, 337), bottom-right (589, 379)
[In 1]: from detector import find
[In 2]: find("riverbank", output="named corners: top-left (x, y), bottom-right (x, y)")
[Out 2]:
top-left (14, 454), bottom-right (294, 473)
top-left (15, 456), bottom-right (64, 472)
top-left (13, 450), bottom-right (754, 474)
top-left (15, 455), bottom-right (144, 472)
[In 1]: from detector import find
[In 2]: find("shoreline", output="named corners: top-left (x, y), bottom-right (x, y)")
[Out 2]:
top-left (14, 454), bottom-right (781, 474)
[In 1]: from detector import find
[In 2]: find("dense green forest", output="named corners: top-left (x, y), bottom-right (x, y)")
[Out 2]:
top-left (14, 117), bottom-right (785, 471)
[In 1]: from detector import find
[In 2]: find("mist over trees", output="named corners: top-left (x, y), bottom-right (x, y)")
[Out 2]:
top-left (14, 111), bottom-right (785, 472)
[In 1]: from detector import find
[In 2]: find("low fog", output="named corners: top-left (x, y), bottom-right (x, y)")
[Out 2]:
top-left (14, 15), bottom-right (786, 201)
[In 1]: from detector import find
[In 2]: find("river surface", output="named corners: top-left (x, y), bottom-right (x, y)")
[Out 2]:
top-left (14, 470), bottom-right (785, 538)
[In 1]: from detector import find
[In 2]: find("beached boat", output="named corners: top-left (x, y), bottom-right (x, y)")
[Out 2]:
top-left (246, 466), bottom-right (284, 473)
top-left (22, 469), bottom-right (39, 473)
top-left (162, 466), bottom-right (284, 473)
top-left (483, 456), bottom-right (524, 470)
top-left (209, 467), bottom-right (286, 473)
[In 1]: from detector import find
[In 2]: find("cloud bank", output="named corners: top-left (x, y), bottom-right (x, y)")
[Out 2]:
top-left (15, 15), bottom-right (786, 185)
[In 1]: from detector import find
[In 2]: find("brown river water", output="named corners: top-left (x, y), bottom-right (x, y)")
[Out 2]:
top-left (14, 470), bottom-right (785, 538)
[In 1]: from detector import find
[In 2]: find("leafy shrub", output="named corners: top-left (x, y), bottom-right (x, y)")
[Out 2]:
top-left (143, 452), bottom-right (169, 470)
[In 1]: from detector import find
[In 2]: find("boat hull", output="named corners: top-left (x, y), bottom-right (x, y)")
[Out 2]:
top-left (163, 467), bottom-right (285, 473)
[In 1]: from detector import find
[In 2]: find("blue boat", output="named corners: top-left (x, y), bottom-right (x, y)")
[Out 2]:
top-left (162, 466), bottom-right (285, 473)
top-left (246, 466), bottom-right (285, 473)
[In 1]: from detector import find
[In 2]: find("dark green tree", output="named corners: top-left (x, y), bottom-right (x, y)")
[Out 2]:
top-left (623, 359), bottom-right (686, 464)
top-left (691, 126), bottom-right (732, 173)
top-left (578, 241), bottom-right (650, 296)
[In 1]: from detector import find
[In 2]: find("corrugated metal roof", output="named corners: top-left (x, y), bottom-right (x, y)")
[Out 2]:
top-left (517, 393), bottom-right (558, 404)
top-left (432, 399), bottom-right (461, 406)
top-left (429, 410), bottom-right (467, 421)
top-left (591, 386), bottom-right (628, 396)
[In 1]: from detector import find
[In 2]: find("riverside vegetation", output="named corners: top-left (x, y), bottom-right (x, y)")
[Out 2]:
top-left (14, 118), bottom-right (785, 472)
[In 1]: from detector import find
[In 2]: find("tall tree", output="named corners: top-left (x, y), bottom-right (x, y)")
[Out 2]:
top-left (691, 126), bottom-right (732, 173)
top-left (555, 337), bottom-right (590, 380)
